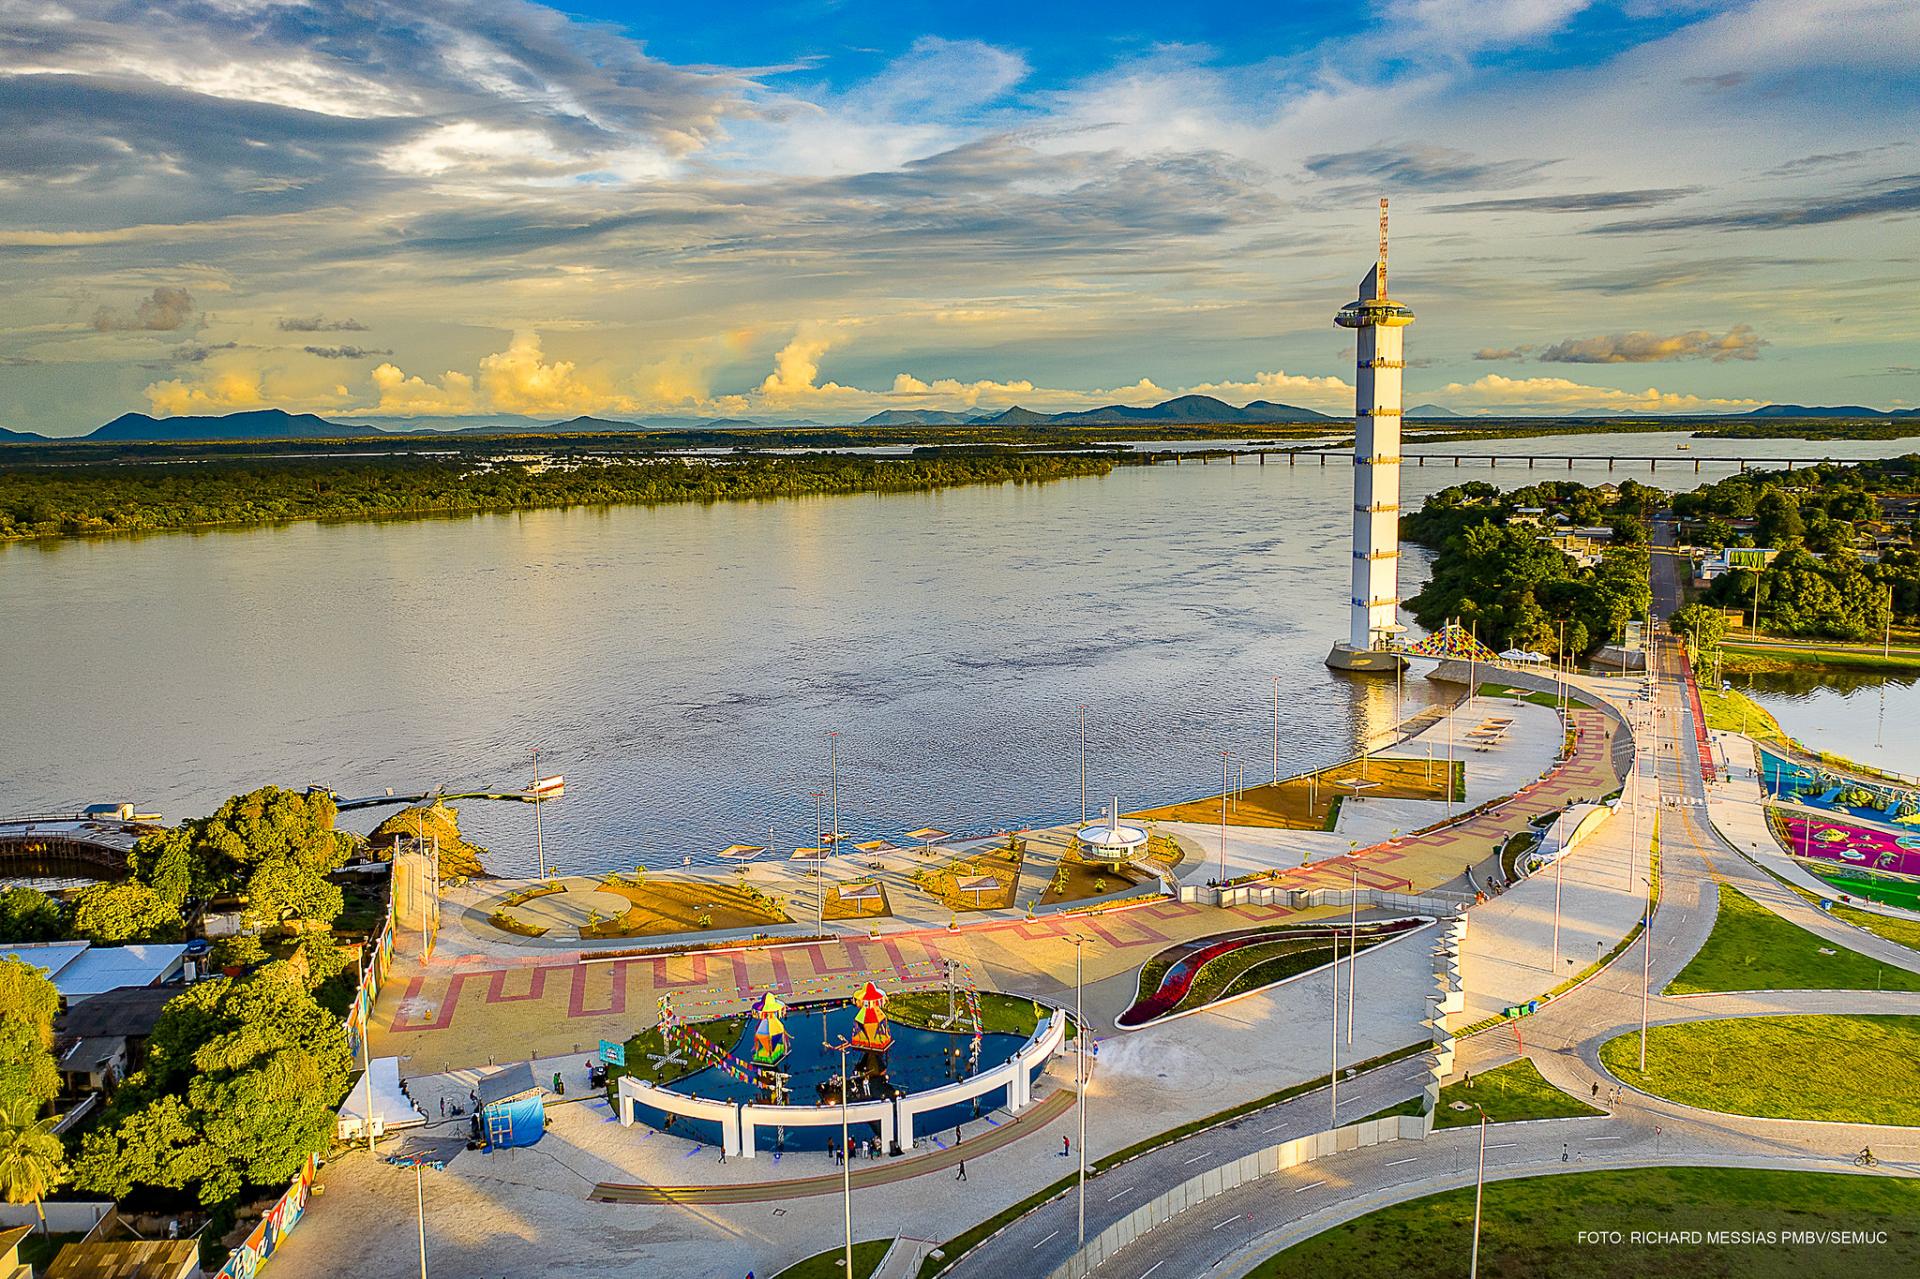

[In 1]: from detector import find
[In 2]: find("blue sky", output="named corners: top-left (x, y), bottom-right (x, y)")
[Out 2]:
top-left (1, 0), bottom-right (1917, 433)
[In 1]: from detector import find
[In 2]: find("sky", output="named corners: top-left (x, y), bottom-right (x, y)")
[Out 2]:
top-left (2, 0), bottom-right (1918, 435)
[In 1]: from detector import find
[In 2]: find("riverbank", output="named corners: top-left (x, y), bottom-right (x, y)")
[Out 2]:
top-left (1721, 638), bottom-right (1920, 676)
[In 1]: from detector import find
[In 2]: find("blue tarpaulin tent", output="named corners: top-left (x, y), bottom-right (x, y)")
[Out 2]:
top-left (475, 1062), bottom-right (545, 1149)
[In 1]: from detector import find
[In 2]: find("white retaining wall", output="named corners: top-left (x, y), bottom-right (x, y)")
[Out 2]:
top-left (0, 1200), bottom-right (112, 1233)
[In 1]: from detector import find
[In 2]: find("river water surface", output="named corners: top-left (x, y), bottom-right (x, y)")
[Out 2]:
top-left (3, 429), bottom-right (1914, 873)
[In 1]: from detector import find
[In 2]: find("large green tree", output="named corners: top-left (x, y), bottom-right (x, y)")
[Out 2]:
top-left (0, 1096), bottom-right (66, 1233)
top-left (74, 963), bottom-right (352, 1206)
top-left (69, 881), bottom-right (182, 944)
top-left (130, 786), bottom-right (353, 930)
top-left (0, 958), bottom-right (60, 1112)
top-left (0, 887), bottom-right (63, 943)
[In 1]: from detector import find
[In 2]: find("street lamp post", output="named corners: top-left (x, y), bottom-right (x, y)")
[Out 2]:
top-left (1272, 676), bottom-right (1280, 783)
top-left (1219, 751), bottom-right (1230, 886)
top-left (1641, 874), bottom-right (1654, 1072)
top-left (835, 1038), bottom-right (854, 1275)
top-left (531, 746), bottom-right (546, 881)
top-left (1329, 931), bottom-right (1340, 1128)
top-left (812, 790), bottom-right (826, 929)
top-left (1072, 935), bottom-right (1088, 1245)
top-left (1469, 1107), bottom-right (1489, 1279)
top-left (414, 1162), bottom-right (428, 1279)
top-left (828, 731), bottom-right (840, 856)
top-left (1347, 864), bottom-right (1358, 1044)
top-left (1079, 706), bottom-right (1088, 828)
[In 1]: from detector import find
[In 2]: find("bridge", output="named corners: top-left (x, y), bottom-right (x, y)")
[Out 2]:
top-left (325, 786), bottom-right (556, 813)
top-left (1154, 449), bottom-right (1863, 474)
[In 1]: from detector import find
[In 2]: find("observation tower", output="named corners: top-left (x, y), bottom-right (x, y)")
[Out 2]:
top-left (1326, 199), bottom-right (1415, 674)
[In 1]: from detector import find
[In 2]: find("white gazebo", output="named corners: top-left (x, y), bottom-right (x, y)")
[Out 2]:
top-left (1076, 797), bottom-right (1148, 863)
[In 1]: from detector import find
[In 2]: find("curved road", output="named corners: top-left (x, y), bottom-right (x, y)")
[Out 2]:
top-left (950, 620), bottom-right (1920, 1279)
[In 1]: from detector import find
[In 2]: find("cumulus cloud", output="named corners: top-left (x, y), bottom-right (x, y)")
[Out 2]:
top-left (92, 287), bottom-right (195, 332)
top-left (368, 332), bottom-right (612, 416)
top-left (1180, 370), bottom-right (1354, 407)
top-left (1439, 374), bottom-right (1763, 413)
top-left (304, 345), bottom-right (393, 360)
top-left (278, 316), bottom-right (368, 332)
top-left (144, 369), bottom-right (268, 415)
top-left (1538, 325), bottom-right (1764, 364)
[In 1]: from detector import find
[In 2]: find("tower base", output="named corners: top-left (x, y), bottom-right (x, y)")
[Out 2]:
top-left (1325, 643), bottom-right (1405, 674)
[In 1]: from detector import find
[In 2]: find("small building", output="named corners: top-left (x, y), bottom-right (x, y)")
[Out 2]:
top-left (53, 985), bottom-right (180, 1100)
top-left (42, 1240), bottom-right (199, 1279)
top-left (475, 1062), bottom-right (546, 1149)
top-left (1, 942), bottom-right (187, 1007)
top-left (1695, 546), bottom-right (1779, 585)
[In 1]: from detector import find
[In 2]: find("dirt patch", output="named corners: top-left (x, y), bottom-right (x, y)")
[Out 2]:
top-left (823, 880), bottom-right (892, 922)
top-left (910, 840), bottom-right (1024, 912)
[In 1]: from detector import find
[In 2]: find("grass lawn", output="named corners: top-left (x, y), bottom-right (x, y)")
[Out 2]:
top-left (1037, 845), bottom-right (1146, 907)
top-left (1600, 1015), bottom-right (1920, 1126)
top-left (1666, 884), bottom-right (1920, 994)
top-left (1831, 900), bottom-right (1920, 952)
top-left (1130, 756), bottom-right (1459, 831)
top-left (886, 989), bottom-right (1060, 1039)
top-left (605, 1014), bottom-right (749, 1089)
top-left (1354, 1095), bottom-right (1426, 1124)
top-left (1817, 870), bottom-right (1920, 914)
top-left (1479, 681), bottom-right (1594, 711)
top-left (580, 878), bottom-right (790, 938)
top-left (1698, 681), bottom-right (1790, 747)
top-left (1434, 1057), bottom-right (1604, 1128)
top-left (771, 1239), bottom-right (891, 1279)
top-left (1723, 641), bottom-right (1920, 676)
top-left (1249, 1167), bottom-right (1920, 1278)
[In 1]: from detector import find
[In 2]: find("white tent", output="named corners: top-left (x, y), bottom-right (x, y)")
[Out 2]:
top-left (1498, 648), bottom-right (1549, 664)
top-left (337, 1056), bottom-right (427, 1140)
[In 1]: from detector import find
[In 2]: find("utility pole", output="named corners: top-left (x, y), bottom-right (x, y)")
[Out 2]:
top-left (1272, 676), bottom-right (1280, 783)
top-left (828, 730), bottom-right (840, 857)
top-left (1219, 751), bottom-right (1231, 885)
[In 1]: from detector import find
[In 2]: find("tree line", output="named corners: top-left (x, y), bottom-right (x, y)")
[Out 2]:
top-left (0, 450), bottom-right (1116, 540)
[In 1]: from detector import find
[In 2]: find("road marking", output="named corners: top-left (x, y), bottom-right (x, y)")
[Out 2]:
top-left (1032, 1230), bottom-right (1058, 1249)
top-left (1108, 1188), bottom-right (1132, 1202)
top-left (1141, 1262), bottom-right (1166, 1278)
top-left (1183, 1153), bottom-right (1211, 1164)
top-left (1589, 1136), bottom-right (1627, 1142)
top-left (1293, 1180), bottom-right (1326, 1194)
top-left (1486, 1143), bottom-right (1518, 1150)
top-left (1212, 1217), bottom-right (1242, 1230)
top-left (1386, 1156), bottom-right (1419, 1166)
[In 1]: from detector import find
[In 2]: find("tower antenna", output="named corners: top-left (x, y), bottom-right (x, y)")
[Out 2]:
top-left (1378, 197), bottom-right (1389, 294)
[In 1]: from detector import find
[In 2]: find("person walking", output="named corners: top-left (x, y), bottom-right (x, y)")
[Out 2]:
top-left (1591, 1081), bottom-right (1600, 1100)
top-left (718, 1145), bottom-right (728, 1164)
top-left (954, 1122), bottom-right (962, 1145)
top-left (1561, 1142), bottom-right (1569, 1163)
top-left (955, 1160), bottom-right (967, 1182)
top-left (1464, 1070), bottom-right (1472, 1090)
top-left (1062, 1135), bottom-right (1071, 1158)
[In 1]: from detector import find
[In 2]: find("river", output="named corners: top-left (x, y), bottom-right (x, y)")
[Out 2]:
top-left (3, 428), bottom-right (1913, 874)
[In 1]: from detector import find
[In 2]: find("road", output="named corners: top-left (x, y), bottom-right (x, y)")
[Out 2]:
top-left (1015, 627), bottom-right (1920, 1279)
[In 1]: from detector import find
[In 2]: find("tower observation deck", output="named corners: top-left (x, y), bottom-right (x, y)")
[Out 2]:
top-left (1327, 199), bottom-right (1413, 674)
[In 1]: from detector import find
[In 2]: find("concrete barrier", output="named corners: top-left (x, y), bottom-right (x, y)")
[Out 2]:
top-left (617, 1076), bottom-right (744, 1157)
top-left (741, 1095), bottom-right (894, 1159)
top-left (0, 1201), bottom-right (112, 1233)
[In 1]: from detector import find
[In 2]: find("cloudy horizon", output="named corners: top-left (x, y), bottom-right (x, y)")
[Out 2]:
top-left (2, 0), bottom-right (1917, 436)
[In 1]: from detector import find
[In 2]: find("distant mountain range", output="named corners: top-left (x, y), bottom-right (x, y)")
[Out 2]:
top-left (1743, 404), bottom-right (1920, 419)
top-left (858, 395), bottom-right (1335, 427)
top-left (2, 399), bottom-right (1915, 444)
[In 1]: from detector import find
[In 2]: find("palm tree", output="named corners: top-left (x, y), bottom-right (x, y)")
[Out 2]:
top-left (0, 1097), bottom-right (65, 1233)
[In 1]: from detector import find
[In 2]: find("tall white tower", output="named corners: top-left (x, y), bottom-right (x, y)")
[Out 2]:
top-left (1326, 199), bottom-right (1415, 674)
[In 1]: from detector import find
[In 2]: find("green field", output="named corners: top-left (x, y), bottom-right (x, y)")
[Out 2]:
top-left (1434, 1057), bottom-right (1605, 1128)
top-left (1697, 681), bottom-right (1789, 747)
top-left (1601, 1015), bottom-right (1920, 1126)
top-left (1249, 1167), bottom-right (1920, 1278)
top-left (1817, 870), bottom-right (1920, 913)
top-left (1666, 884), bottom-right (1920, 994)
top-left (1722, 641), bottom-right (1920, 676)
top-left (771, 1239), bottom-right (891, 1279)
top-left (1831, 900), bottom-right (1920, 952)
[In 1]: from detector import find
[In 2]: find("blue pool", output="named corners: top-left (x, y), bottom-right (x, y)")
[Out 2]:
top-left (632, 1001), bottom-right (1032, 1153)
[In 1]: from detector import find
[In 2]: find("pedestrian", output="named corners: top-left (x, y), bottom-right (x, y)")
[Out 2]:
top-left (1464, 1070), bottom-right (1472, 1090)
top-left (1062, 1135), bottom-right (1071, 1158)
top-left (955, 1123), bottom-right (962, 1145)
top-left (718, 1146), bottom-right (728, 1164)
top-left (1561, 1142), bottom-right (1568, 1163)
top-left (955, 1160), bottom-right (967, 1182)
top-left (439, 1097), bottom-right (446, 1118)
top-left (1591, 1081), bottom-right (1600, 1099)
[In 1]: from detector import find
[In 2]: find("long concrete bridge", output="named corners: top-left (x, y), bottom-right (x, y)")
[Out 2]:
top-left (1153, 449), bottom-right (1861, 474)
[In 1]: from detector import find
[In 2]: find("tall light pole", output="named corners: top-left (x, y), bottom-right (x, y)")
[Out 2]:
top-left (834, 1038), bottom-right (854, 1275)
top-left (1072, 935), bottom-right (1088, 1245)
top-left (1219, 751), bottom-right (1231, 885)
top-left (1551, 845), bottom-right (1564, 974)
top-left (828, 730), bottom-right (840, 857)
top-left (1272, 676), bottom-right (1280, 783)
top-left (531, 745), bottom-right (546, 881)
top-left (1079, 706), bottom-right (1088, 828)
top-left (1329, 930), bottom-right (1340, 1128)
top-left (1469, 1107), bottom-right (1489, 1279)
top-left (414, 1161), bottom-right (428, 1279)
top-left (1347, 864), bottom-right (1358, 1044)
top-left (1640, 874), bottom-right (1654, 1073)
top-left (812, 790), bottom-right (826, 929)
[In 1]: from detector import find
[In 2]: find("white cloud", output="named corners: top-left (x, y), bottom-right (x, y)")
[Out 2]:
top-left (1439, 373), bottom-right (1764, 412)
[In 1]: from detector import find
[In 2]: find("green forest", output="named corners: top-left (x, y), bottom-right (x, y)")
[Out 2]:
top-left (0, 449), bottom-right (1116, 540)
top-left (1402, 478), bottom-right (1656, 655)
